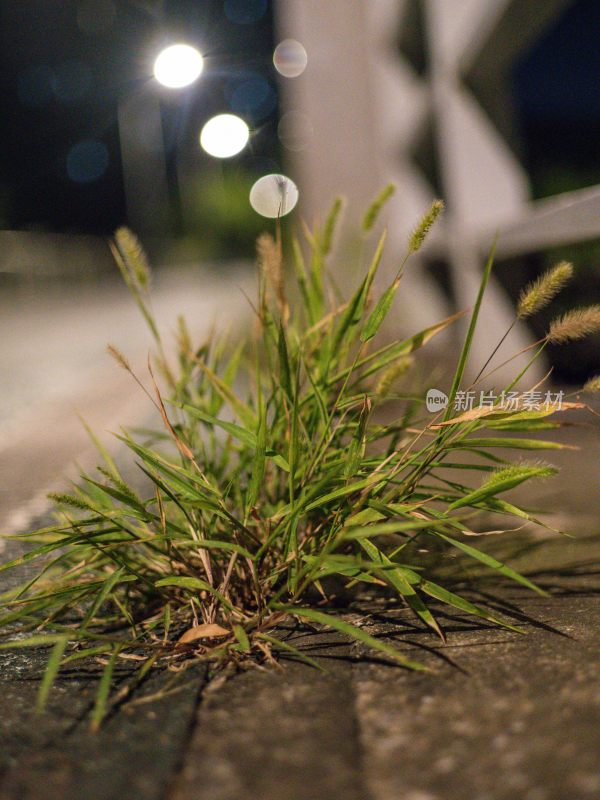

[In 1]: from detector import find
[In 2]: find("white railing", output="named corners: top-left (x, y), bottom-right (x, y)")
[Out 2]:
top-left (276, 0), bottom-right (594, 383)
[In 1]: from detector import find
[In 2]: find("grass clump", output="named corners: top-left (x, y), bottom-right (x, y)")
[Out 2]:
top-left (0, 190), bottom-right (596, 724)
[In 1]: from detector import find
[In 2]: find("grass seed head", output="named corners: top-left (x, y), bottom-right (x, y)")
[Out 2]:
top-left (408, 199), bottom-right (444, 253)
top-left (107, 344), bottom-right (132, 372)
top-left (375, 356), bottom-right (414, 398)
top-left (483, 462), bottom-right (556, 491)
top-left (362, 183), bottom-right (395, 232)
top-left (257, 232), bottom-right (287, 320)
top-left (547, 304), bottom-right (600, 344)
top-left (114, 227), bottom-right (151, 289)
top-left (47, 492), bottom-right (91, 511)
top-left (517, 261), bottom-right (573, 319)
top-left (583, 374), bottom-right (600, 393)
top-left (321, 196), bottom-right (344, 255)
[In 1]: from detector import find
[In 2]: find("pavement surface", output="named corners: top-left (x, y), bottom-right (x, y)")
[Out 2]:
top-left (1, 587), bottom-right (599, 800)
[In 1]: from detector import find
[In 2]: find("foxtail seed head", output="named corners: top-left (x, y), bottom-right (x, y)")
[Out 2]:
top-left (583, 374), bottom-right (600, 393)
top-left (408, 199), bottom-right (444, 253)
top-left (517, 261), bottom-right (573, 319)
top-left (107, 343), bottom-right (132, 373)
top-left (375, 356), bottom-right (414, 398)
top-left (257, 232), bottom-right (288, 321)
top-left (547, 305), bottom-right (600, 344)
top-left (114, 227), bottom-right (151, 289)
top-left (321, 196), bottom-right (344, 255)
top-left (362, 183), bottom-right (396, 233)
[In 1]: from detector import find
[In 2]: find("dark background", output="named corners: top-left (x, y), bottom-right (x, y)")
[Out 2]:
top-left (1, 0), bottom-right (599, 234)
top-left (0, 0), bottom-right (279, 237)
top-left (0, 0), bottom-right (599, 382)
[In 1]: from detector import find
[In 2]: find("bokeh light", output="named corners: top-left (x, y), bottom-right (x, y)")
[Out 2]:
top-left (273, 39), bottom-right (308, 78)
top-left (17, 65), bottom-right (55, 107)
top-left (67, 139), bottom-right (109, 183)
top-left (77, 0), bottom-right (116, 34)
top-left (228, 74), bottom-right (277, 122)
top-left (200, 114), bottom-right (249, 159)
top-left (249, 174), bottom-right (299, 218)
top-left (153, 44), bottom-right (203, 89)
top-left (224, 0), bottom-right (267, 25)
top-left (278, 111), bottom-right (313, 151)
top-left (53, 61), bottom-right (93, 104)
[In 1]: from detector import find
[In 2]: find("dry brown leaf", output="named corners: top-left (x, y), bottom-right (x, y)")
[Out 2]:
top-left (431, 400), bottom-right (584, 427)
top-left (177, 623), bottom-right (230, 644)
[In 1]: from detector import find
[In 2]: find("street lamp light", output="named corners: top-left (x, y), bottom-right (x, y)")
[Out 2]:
top-left (199, 114), bottom-right (249, 158)
top-left (153, 43), bottom-right (203, 89)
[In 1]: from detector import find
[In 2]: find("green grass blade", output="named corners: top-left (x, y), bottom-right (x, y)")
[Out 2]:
top-left (444, 238), bottom-right (496, 420)
top-left (332, 230), bottom-right (387, 352)
top-left (359, 539), bottom-right (445, 640)
top-left (428, 531), bottom-right (546, 594)
top-left (90, 648), bottom-right (119, 732)
top-left (246, 386), bottom-right (267, 515)
top-left (233, 624), bottom-right (251, 653)
top-left (36, 636), bottom-right (69, 712)
top-left (321, 196), bottom-right (344, 255)
top-left (277, 321), bottom-right (293, 401)
top-left (304, 475), bottom-right (379, 513)
top-left (256, 632), bottom-right (326, 671)
top-left (448, 437), bottom-right (570, 451)
top-left (360, 279), bottom-right (400, 343)
top-left (176, 404), bottom-right (256, 448)
top-left (275, 606), bottom-right (427, 670)
top-left (448, 464), bottom-right (557, 511)
top-left (417, 578), bottom-right (524, 633)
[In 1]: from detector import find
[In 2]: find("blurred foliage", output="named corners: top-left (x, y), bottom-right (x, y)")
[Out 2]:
top-left (185, 166), bottom-right (272, 259)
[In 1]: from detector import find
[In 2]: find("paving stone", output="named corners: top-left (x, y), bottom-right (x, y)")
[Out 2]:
top-left (170, 632), bottom-right (370, 800)
top-left (1, 586), bottom-right (599, 799)
top-left (163, 587), bottom-right (599, 800)
top-left (352, 592), bottom-right (600, 800)
top-left (0, 659), bottom-right (206, 800)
